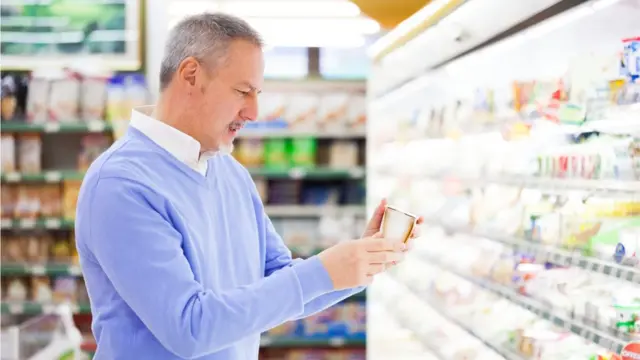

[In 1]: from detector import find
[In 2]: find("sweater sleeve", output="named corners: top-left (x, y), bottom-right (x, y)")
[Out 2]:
top-left (263, 209), bottom-right (365, 318)
top-left (82, 177), bottom-right (334, 359)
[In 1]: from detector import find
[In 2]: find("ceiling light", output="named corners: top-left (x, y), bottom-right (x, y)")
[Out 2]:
top-left (246, 18), bottom-right (380, 35)
top-left (220, 0), bottom-right (361, 18)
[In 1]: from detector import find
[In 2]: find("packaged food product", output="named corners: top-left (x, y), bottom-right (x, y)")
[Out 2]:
top-left (31, 276), bottom-right (53, 303)
top-left (80, 77), bottom-right (109, 121)
top-left (1, 185), bottom-right (16, 219)
top-left (52, 276), bottom-right (77, 303)
top-left (63, 180), bottom-right (82, 220)
top-left (1, 134), bottom-right (15, 172)
top-left (124, 74), bottom-right (149, 112)
top-left (1, 75), bottom-right (18, 121)
top-left (40, 184), bottom-right (62, 218)
top-left (26, 77), bottom-right (51, 123)
top-left (264, 139), bottom-right (290, 168)
top-left (622, 37), bottom-right (640, 84)
top-left (78, 134), bottom-right (110, 171)
top-left (14, 185), bottom-right (40, 219)
top-left (328, 141), bottom-right (358, 168)
top-left (289, 138), bottom-right (317, 168)
top-left (381, 206), bottom-right (418, 244)
top-left (51, 238), bottom-right (71, 263)
top-left (25, 235), bottom-right (47, 263)
top-left (257, 92), bottom-right (287, 123)
top-left (235, 139), bottom-right (265, 167)
top-left (48, 76), bottom-right (81, 122)
top-left (17, 134), bottom-right (42, 173)
top-left (347, 93), bottom-right (367, 130)
top-left (5, 278), bottom-right (28, 301)
top-left (317, 93), bottom-right (350, 129)
top-left (285, 93), bottom-right (319, 129)
top-left (3, 236), bottom-right (24, 262)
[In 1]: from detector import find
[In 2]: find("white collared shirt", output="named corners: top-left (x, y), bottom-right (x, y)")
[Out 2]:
top-left (130, 105), bottom-right (214, 176)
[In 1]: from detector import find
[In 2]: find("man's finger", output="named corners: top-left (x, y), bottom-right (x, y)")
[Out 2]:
top-left (416, 216), bottom-right (424, 224)
top-left (367, 251), bottom-right (405, 264)
top-left (366, 264), bottom-right (386, 276)
top-left (365, 238), bottom-right (403, 252)
top-left (410, 226), bottom-right (421, 239)
top-left (364, 199), bottom-right (386, 232)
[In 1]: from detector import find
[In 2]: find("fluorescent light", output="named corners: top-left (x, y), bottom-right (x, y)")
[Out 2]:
top-left (246, 18), bottom-right (380, 35)
top-left (262, 33), bottom-right (366, 48)
top-left (368, 0), bottom-right (453, 58)
top-left (221, 0), bottom-right (361, 18)
top-left (168, 1), bottom-right (219, 17)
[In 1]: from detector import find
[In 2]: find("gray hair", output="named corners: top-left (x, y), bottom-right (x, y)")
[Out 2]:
top-left (159, 13), bottom-right (263, 90)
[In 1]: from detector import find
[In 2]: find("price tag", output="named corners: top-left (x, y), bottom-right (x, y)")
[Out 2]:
top-left (288, 168), bottom-right (306, 179)
top-left (20, 219), bottom-right (36, 229)
top-left (8, 304), bottom-right (23, 314)
top-left (87, 121), bottom-right (106, 132)
top-left (31, 265), bottom-right (46, 275)
top-left (5, 172), bottom-right (21, 182)
top-left (44, 218), bottom-right (61, 229)
top-left (44, 171), bottom-right (62, 182)
top-left (328, 338), bottom-right (345, 347)
top-left (44, 123), bottom-right (61, 133)
top-left (1, 219), bottom-right (12, 228)
top-left (68, 265), bottom-right (82, 276)
top-left (348, 167), bottom-right (365, 178)
top-left (42, 304), bottom-right (56, 314)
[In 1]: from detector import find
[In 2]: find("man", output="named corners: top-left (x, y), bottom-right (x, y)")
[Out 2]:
top-left (75, 13), bottom-right (421, 360)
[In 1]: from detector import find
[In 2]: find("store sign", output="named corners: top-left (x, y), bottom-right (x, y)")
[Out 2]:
top-left (621, 342), bottom-right (640, 360)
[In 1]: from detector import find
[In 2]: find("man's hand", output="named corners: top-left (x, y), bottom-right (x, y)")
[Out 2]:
top-left (363, 199), bottom-right (424, 248)
top-left (317, 234), bottom-right (405, 290)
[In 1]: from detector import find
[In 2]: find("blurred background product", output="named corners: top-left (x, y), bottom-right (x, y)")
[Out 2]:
top-left (1, 0), bottom-right (640, 359)
top-left (367, 0), bottom-right (640, 359)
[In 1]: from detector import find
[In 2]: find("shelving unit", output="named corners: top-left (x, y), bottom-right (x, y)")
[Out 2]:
top-left (366, 0), bottom-right (640, 359)
top-left (1, 71), bottom-right (370, 357)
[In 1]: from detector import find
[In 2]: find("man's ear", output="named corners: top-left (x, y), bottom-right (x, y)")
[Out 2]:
top-left (177, 57), bottom-right (200, 87)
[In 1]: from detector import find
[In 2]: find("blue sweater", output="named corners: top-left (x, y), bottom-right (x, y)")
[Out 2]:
top-left (75, 127), bottom-right (362, 359)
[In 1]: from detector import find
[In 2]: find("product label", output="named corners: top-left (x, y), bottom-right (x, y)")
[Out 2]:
top-left (622, 341), bottom-right (640, 360)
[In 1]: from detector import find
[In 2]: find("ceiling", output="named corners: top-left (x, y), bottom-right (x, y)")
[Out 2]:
top-left (350, 0), bottom-right (431, 29)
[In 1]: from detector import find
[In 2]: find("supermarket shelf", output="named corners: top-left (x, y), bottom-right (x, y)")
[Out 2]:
top-left (381, 171), bottom-right (640, 196)
top-left (248, 167), bottom-right (366, 179)
top-left (0, 170), bottom-right (84, 183)
top-left (1, 217), bottom-right (74, 230)
top-left (0, 301), bottom-right (91, 315)
top-left (430, 220), bottom-right (640, 284)
top-left (0, 121), bottom-right (113, 133)
top-left (476, 175), bottom-right (640, 196)
top-left (264, 205), bottom-right (366, 217)
top-left (386, 274), bottom-right (526, 360)
top-left (0, 205), bottom-right (366, 231)
top-left (259, 336), bottom-right (365, 348)
top-left (417, 253), bottom-right (631, 353)
top-left (238, 128), bottom-right (366, 139)
top-left (1, 167), bottom-right (366, 183)
top-left (1, 263), bottom-right (82, 276)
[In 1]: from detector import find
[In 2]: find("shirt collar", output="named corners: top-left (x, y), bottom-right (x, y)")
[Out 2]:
top-left (130, 105), bottom-right (204, 167)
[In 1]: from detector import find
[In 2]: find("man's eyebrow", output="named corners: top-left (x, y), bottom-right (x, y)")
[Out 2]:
top-left (239, 81), bottom-right (262, 94)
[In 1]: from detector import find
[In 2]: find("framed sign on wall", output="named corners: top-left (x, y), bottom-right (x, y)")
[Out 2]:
top-left (1, 0), bottom-right (143, 71)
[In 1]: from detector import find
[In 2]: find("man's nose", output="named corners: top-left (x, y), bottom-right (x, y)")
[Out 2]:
top-left (240, 95), bottom-right (259, 121)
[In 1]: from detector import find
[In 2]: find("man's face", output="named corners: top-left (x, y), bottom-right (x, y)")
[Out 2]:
top-left (187, 39), bottom-right (264, 153)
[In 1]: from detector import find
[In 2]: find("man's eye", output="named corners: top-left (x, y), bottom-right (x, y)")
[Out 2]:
top-left (235, 89), bottom-right (250, 96)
